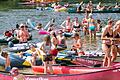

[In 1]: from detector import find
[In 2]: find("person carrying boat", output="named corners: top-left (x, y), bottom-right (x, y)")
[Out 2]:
top-left (82, 14), bottom-right (89, 35)
top-left (17, 23), bottom-right (30, 43)
top-left (72, 17), bottom-right (81, 32)
top-left (61, 17), bottom-right (73, 32)
top-left (71, 33), bottom-right (83, 55)
top-left (50, 31), bottom-right (59, 64)
top-left (1, 51), bottom-right (11, 72)
top-left (101, 20), bottom-right (114, 67)
top-left (111, 20), bottom-right (120, 62)
top-left (88, 14), bottom-right (97, 38)
top-left (10, 67), bottom-right (25, 80)
top-left (39, 35), bottom-right (53, 74)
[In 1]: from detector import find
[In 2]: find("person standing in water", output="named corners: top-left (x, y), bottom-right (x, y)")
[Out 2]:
top-left (61, 17), bottom-right (73, 32)
top-left (101, 20), bottom-right (113, 67)
top-left (50, 31), bottom-right (58, 64)
top-left (40, 35), bottom-right (53, 74)
top-left (82, 13), bottom-right (89, 35)
top-left (72, 17), bottom-right (81, 32)
top-left (88, 13), bottom-right (97, 38)
top-left (111, 20), bottom-right (120, 62)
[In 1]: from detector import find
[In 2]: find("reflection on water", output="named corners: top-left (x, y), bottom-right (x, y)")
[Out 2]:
top-left (0, 9), bottom-right (120, 73)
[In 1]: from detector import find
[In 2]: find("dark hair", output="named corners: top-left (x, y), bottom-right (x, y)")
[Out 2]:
top-left (1, 51), bottom-right (8, 58)
top-left (52, 32), bottom-right (57, 39)
top-left (97, 20), bottom-right (101, 23)
top-left (20, 26), bottom-right (24, 28)
top-left (72, 33), bottom-right (80, 37)
top-left (50, 24), bottom-right (54, 27)
top-left (16, 24), bottom-right (19, 29)
top-left (24, 25), bottom-right (28, 28)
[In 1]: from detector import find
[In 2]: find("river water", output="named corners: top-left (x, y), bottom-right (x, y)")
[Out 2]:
top-left (0, 9), bottom-right (120, 73)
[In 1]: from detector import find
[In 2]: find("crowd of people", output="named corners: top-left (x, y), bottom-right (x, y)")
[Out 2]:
top-left (1, 13), bottom-right (120, 78)
top-left (77, 1), bottom-right (120, 12)
top-left (101, 20), bottom-right (120, 67)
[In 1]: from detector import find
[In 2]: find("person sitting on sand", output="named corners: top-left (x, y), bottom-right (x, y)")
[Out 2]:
top-left (1, 51), bottom-right (11, 72)
top-left (10, 67), bottom-right (25, 80)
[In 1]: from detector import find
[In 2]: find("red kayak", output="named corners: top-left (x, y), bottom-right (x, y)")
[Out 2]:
top-left (32, 65), bottom-right (106, 74)
top-left (27, 67), bottom-right (120, 80)
top-left (32, 58), bottom-right (119, 74)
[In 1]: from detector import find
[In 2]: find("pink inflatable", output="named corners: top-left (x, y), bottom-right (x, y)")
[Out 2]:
top-left (39, 30), bottom-right (50, 35)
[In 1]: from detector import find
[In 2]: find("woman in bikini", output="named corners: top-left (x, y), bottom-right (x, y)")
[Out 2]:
top-left (40, 35), bottom-right (53, 74)
top-left (61, 17), bottom-right (73, 32)
top-left (101, 20), bottom-right (113, 67)
top-left (82, 14), bottom-right (89, 35)
top-left (50, 31), bottom-right (58, 64)
top-left (72, 17), bottom-right (81, 32)
top-left (111, 20), bottom-right (120, 62)
top-left (88, 14), bottom-right (97, 38)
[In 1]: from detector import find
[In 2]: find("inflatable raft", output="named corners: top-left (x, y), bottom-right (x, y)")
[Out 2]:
top-left (0, 52), bottom-right (42, 68)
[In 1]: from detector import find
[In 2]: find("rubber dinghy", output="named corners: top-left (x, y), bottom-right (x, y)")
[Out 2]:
top-left (0, 53), bottom-right (42, 68)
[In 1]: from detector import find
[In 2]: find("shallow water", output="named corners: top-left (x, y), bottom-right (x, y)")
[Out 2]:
top-left (0, 9), bottom-right (120, 73)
